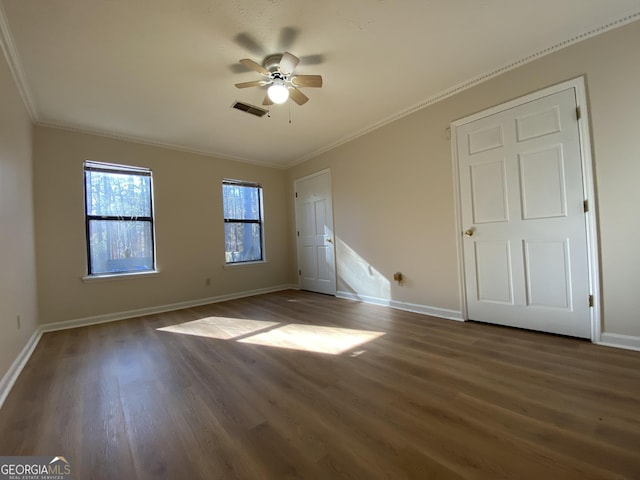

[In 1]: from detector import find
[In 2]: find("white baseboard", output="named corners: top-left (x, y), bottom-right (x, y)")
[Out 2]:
top-left (1, 284), bottom-right (297, 411)
top-left (41, 284), bottom-right (298, 333)
top-left (3, 287), bottom-right (636, 413)
top-left (597, 332), bottom-right (640, 352)
top-left (336, 291), bottom-right (464, 321)
top-left (0, 328), bottom-right (42, 410)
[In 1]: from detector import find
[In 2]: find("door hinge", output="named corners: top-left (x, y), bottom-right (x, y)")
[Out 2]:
top-left (298, 269), bottom-right (302, 276)
top-left (576, 106), bottom-right (581, 120)
top-left (297, 231), bottom-right (300, 237)
top-left (583, 199), bottom-right (588, 213)
top-left (588, 295), bottom-right (594, 307)
top-left (295, 192), bottom-right (298, 198)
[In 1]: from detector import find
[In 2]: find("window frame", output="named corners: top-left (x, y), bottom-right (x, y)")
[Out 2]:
top-left (83, 160), bottom-right (156, 277)
top-left (222, 179), bottom-right (265, 265)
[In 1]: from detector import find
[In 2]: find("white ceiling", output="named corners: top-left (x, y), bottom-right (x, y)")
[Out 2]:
top-left (2, 1), bottom-right (639, 168)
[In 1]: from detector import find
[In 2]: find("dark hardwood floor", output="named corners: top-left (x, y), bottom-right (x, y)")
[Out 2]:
top-left (1, 290), bottom-right (639, 479)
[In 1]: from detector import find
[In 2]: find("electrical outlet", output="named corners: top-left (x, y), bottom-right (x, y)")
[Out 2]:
top-left (17, 315), bottom-right (21, 330)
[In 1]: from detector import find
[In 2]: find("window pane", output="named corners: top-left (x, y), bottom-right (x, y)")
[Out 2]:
top-left (224, 222), bottom-right (262, 263)
top-left (222, 184), bottom-right (260, 220)
top-left (86, 170), bottom-right (151, 217)
top-left (89, 220), bottom-right (154, 274)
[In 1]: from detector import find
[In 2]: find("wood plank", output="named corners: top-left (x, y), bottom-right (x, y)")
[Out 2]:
top-left (0, 290), bottom-right (639, 479)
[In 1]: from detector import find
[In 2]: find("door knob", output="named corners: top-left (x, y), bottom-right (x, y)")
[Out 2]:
top-left (326, 238), bottom-right (333, 243)
top-left (464, 229), bottom-right (474, 237)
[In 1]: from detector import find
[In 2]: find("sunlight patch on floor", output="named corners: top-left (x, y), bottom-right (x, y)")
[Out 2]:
top-left (158, 316), bottom-right (385, 355)
top-left (237, 323), bottom-right (385, 355)
top-left (157, 317), bottom-right (279, 340)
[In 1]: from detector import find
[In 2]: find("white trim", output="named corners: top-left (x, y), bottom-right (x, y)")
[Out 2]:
top-left (82, 270), bottom-right (160, 283)
top-left (450, 77), bottom-right (601, 342)
top-left (574, 81), bottom-right (601, 343)
top-left (36, 119), bottom-right (288, 169)
top-left (0, 285), bottom-right (298, 412)
top-left (0, 2), bottom-right (37, 120)
top-left (597, 333), bottom-right (640, 352)
top-left (0, 286), bottom-right (332, 410)
top-left (294, 168), bottom-right (332, 184)
top-left (452, 78), bottom-right (583, 126)
top-left (287, 11), bottom-right (640, 168)
top-left (450, 124), bottom-right (468, 323)
top-left (336, 291), bottom-right (464, 321)
top-left (2, 0), bottom-right (634, 171)
top-left (223, 260), bottom-right (269, 269)
top-left (40, 284), bottom-right (297, 333)
top-left (1, 286), bottom-right (634, 413)
top-left (0, 328), bottom-right (42, 411)
top-left (293, 169), bottom-right (337, 296)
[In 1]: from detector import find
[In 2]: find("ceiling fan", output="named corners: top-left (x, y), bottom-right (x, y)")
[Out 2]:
top-left (234, 51), bottom-right (323, 106)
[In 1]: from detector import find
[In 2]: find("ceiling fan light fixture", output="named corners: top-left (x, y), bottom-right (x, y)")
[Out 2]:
top-left (235, 51), bottom-right (322, 106)
top-left (267, 81), bottom-right (289, 104)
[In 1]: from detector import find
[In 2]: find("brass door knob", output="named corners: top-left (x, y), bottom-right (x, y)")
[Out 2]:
top-left (327, 238), bottom-right (333, 243)
top-left (464, 229), bottom-right (474, 237)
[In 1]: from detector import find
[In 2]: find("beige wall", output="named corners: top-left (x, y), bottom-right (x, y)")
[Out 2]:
top-left (10, 19), bottom-right (640, 348)
top-left (33, 127), bottom-right (294, 324)
top-left (0, 49), bottom-right (38, 380)
top-left (288, 20), bottom-right (640, 337)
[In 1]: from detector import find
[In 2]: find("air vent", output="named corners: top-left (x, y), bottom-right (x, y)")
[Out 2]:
top-left (231, 101), bottom-right (268, 118)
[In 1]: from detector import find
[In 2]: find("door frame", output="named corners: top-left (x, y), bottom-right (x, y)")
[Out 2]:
top-left (450, 77), bottom-right (601, 341)
top-left (293, 168), bottom-right (337, 295)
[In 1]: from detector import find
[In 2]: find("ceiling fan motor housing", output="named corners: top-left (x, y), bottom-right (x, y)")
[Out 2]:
top-left (263, 54), bottom-right (283, 73)
top-left (235, 51), bottom-right (320, 106)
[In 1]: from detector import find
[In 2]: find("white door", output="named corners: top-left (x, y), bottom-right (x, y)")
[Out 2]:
top-left (456, 87), bottom-right (591, 338)
top-left (295, 170), bottom-right (336, 295)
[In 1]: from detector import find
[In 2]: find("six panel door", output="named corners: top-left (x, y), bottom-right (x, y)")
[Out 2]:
top-left (456, 88), bottom-right (591, 338)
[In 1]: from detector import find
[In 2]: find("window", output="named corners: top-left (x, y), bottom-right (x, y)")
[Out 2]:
top-left (222, 179), bottom-right (264, 264)
top-left (84, 161), bottom-right (155, 276)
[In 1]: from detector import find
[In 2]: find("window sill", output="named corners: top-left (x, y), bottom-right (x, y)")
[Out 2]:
top-left (82, 270), bottom-right (160, 283)
top-left (223, 260), bottom-right (268, 269)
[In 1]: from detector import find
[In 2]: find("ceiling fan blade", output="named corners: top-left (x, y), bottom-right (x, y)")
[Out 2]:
top-left (233, 32), bottom-right (266, 56)
top-left (289, 87), bottom-right (309, 105)
top-left (239, 58), bottom-right (269, 75)
top-left (291, 75), bottom-right (323, 88)
top-left (235, 80), bottom-right (268, 89)
top-left (278, 27), bottom-right (299, 51)
top-left (262, 94), bottom-right (274, 106)
top-left (279, 51), bottom-right (300, 75)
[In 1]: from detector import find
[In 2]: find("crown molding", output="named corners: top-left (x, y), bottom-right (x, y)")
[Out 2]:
top-left (35, 119), bottom-right (287, 170)
top-left (0, 1), bottom-right (37, 121)
top-left (2, 1), bottom-right (637, 169)
top-left (287, 11), bottom-right (640, 168)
